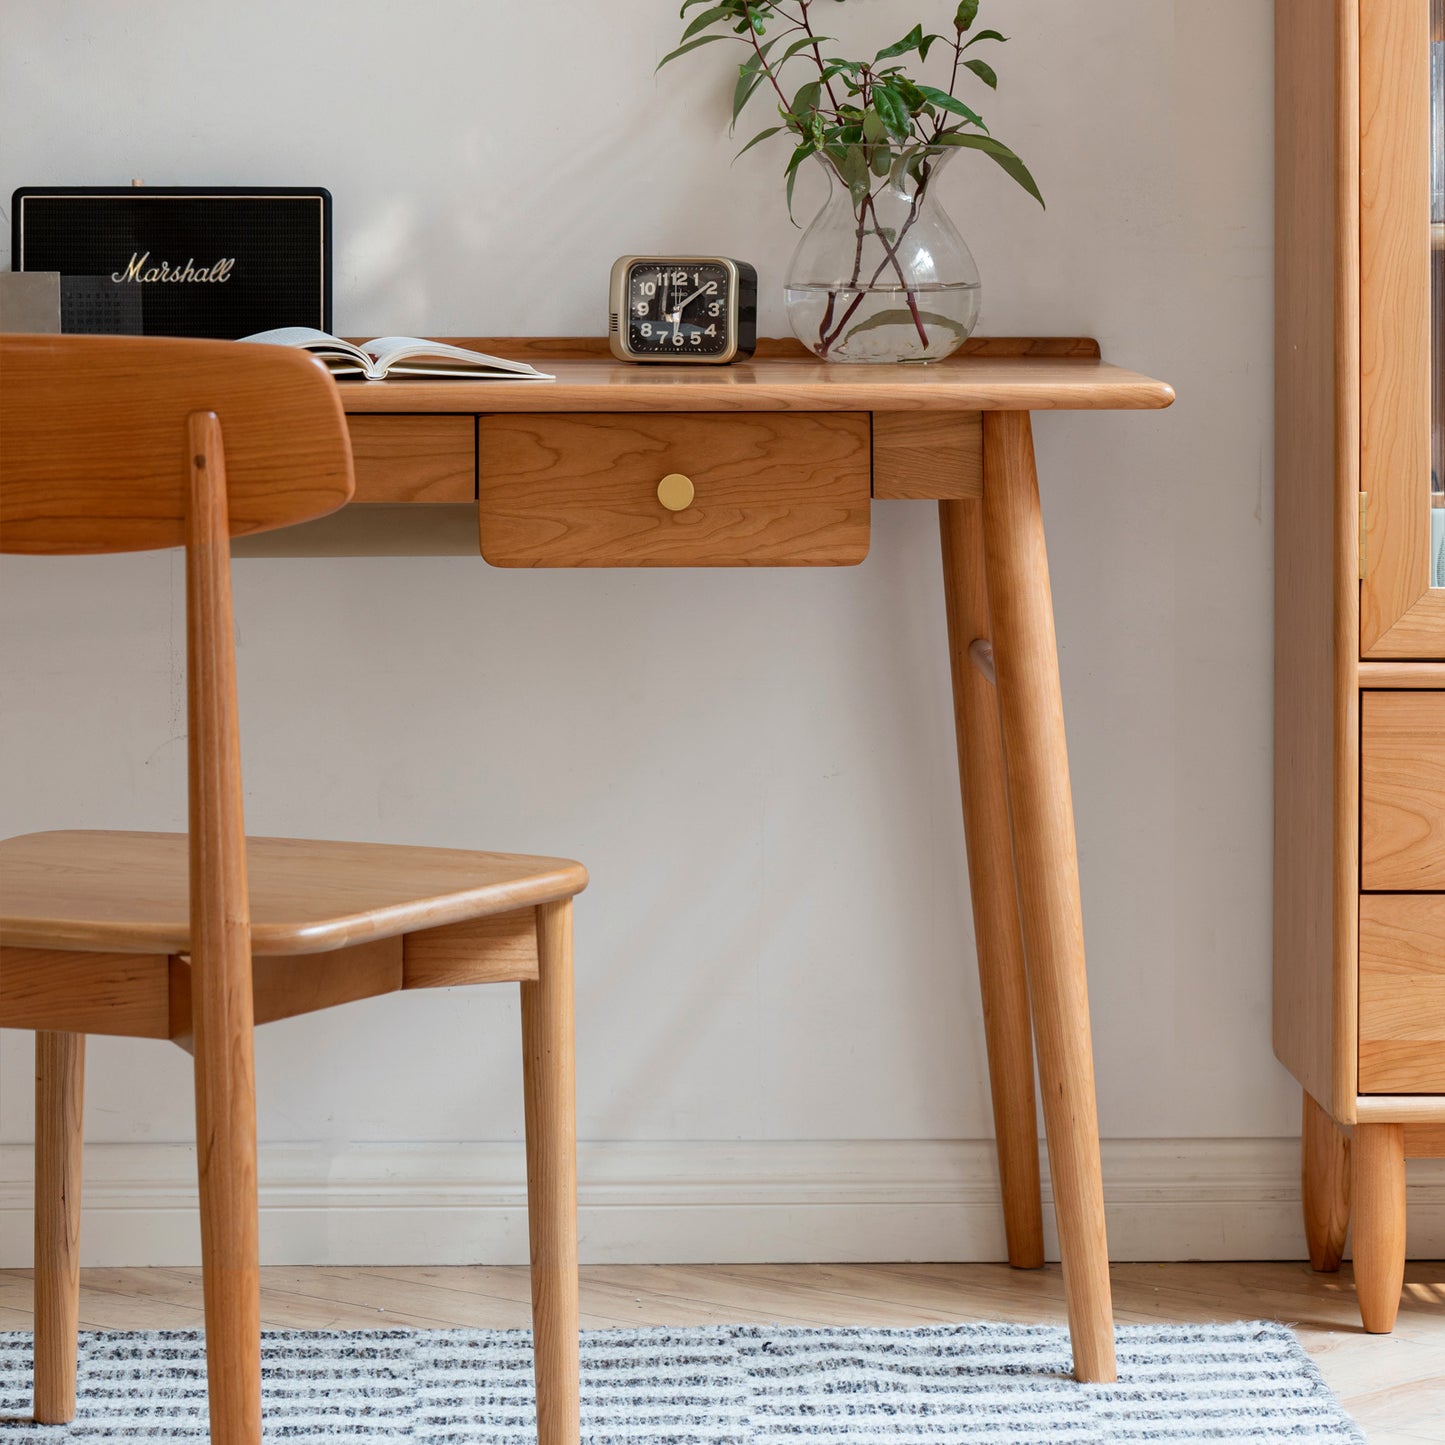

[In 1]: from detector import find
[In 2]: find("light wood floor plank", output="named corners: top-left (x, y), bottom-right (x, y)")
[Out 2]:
top-left (1, 1261), bottom-right (1442, 1441)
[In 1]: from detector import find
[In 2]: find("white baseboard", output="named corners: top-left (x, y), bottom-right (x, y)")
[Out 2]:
top-left (3, 1138), bottom-right (1444, 1269)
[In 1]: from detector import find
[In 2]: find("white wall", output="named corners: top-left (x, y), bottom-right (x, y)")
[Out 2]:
top-left (7, 0), bottom-right (1426, 1265)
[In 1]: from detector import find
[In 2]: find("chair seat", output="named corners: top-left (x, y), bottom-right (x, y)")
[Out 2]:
top-left (0, 830), bottom-right (587, 956)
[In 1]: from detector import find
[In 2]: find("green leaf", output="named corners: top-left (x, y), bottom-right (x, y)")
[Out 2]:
top-left (875, 24), bottom-right (923, 62)
top-left (735, 123), bottom-right (785, 159)
top-left (953, 0), bottom-right (980, 32)
top-left (838, 143), bottom-right (872, 206)
top-left (775, 33), bottom-right (832, 65)
top-left (915, 83), bottom-right (987, 130)
top-left (656, 32), bottom-right (731, 69)
top-left (681, 4), bottom-right (732, 41)
top-left (784, 142), bottom-right (813, 221)
top-left (935, 132), bottom-right (1044, 206)
top-left (872, 84), bottom-right (911, 141)
top-left (963, 28), bottom-right (1008, 48)
top-left (963, 57), bottom-right (997, 88)
top-left (861, 108), bottom-right (886, 144)
top-left (732, 63), bottom-right (768, 126)
top-left (789, 77), bottom-right (822, 120)
top-left (842, 307), bottom-right (972, 344)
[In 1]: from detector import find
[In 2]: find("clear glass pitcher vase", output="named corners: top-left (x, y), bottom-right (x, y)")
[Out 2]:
top-left (784, 146), bottom-right (981, 363)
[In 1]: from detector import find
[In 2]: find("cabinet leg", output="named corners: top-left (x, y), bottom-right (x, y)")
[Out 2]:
top-left (981, 411), bottom-right (1115, 1384)
top-left (1353, 1122), bottom-right (1406, 1334)
top-left (33, 1031), bottom-right (85, 1425)
top-left (939, 497), bottom-right (1045, 1271)
top-left (1301, 1090), bottom-right (1350, 1272)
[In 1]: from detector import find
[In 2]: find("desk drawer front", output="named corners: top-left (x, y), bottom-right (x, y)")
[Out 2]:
top-left (1360, 894), bottom-right (1445, 1092)
top-left (1362, 691), bottom-right (1445, 889)
top-left (347, 416), bottom-right (476, 503)
top-left (476, 412), bottom-right (871, 567)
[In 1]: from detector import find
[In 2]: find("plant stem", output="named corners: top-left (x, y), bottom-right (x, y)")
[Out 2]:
top-left (818, 165), bottom-right (933, 355)
top-left (796, 0), bottom-right (843, 111)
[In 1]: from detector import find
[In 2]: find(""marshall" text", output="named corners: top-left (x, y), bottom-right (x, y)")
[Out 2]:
top-left (110, 251), bottom-right (236, 284)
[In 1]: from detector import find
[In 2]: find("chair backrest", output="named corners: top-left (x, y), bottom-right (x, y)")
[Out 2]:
top-left (0, 334), bottom-right (354, 554)
top-left (0, 335), bottom-right (357, 1131)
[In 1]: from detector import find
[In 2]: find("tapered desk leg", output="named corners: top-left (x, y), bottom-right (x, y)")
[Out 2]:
top-left (1353, 1123), bottom-right (1406, 1334)
top-left (981, 410), bottom-right (1116, 1384)
top-left (1302, 1090), bottom-right (1350, 1273)
top-left (34, 1031), bottom-right (85, 1425)
top-left (940, 498), bottom-right (1046, 1270)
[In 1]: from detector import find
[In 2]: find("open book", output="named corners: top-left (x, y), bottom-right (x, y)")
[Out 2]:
top-left (241, 327), bottom-right (553, 381)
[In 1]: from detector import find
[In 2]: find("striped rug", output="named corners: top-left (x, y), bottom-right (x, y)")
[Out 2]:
top-left (0, 1322), bottom-right (1362, 1441)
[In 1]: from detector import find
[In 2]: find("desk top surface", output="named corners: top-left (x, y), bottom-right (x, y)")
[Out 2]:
top-left (337, 337), bottom-right (1174, 415)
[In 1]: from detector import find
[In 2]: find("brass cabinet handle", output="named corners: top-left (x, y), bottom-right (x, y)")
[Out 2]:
top-left (657, 472), bottom-right (695, 512)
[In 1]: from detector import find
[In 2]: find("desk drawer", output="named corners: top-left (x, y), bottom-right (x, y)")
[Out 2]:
top-left (1360, 894), bottom-right (1445, 1092)
top-left (476, 413), bottom-right (871, 566)
top-left (347, 416), bottom-right (475, 503)
top-left (1362, 691), bottom-right (1445, 889)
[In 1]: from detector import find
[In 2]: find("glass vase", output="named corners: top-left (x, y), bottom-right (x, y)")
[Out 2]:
top-left (784, 146), bottom-right (981, 364)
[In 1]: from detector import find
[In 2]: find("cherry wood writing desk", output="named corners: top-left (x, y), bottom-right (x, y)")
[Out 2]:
top-left (336, 335), bottom-right (1174, 1381)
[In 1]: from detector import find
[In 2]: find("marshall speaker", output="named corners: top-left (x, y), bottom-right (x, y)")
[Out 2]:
top-left (11, 186), bottom-right (331, 338)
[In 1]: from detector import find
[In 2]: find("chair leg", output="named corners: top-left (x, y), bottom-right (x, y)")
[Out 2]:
top-left (1302, 1090), bottom-right (1350, 1272)
top-left (1353, 1122), bottom-right (1406, 1334)
top-left (521, 899), bottom-right (581, 1445)
top-left (981, 410), bottom-right (1116, 1384)
top-left (939, 498), bottom-right (1045, 1271)
top-left (33, 1031), bottom-right (85, 1425)
top-left (192, 1002), bottom-right (261, 1443)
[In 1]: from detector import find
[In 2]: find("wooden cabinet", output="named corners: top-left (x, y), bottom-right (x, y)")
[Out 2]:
top-left (1275, 0), bottom-right (1445, 1332)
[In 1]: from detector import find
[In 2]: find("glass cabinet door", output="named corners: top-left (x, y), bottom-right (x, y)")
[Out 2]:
top-left (1360, 0), bottom-right (1445, 655)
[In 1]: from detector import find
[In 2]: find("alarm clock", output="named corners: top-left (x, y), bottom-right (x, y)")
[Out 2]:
top-left (609, 255), bottom-right (757, 364)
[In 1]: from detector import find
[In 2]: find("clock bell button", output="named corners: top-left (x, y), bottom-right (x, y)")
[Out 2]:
top-left (657, 472), bottom-right (695, 512)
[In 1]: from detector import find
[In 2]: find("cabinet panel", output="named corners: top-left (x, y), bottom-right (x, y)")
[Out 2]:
top-left (1360, 893), bottom-right (1445, 1091)
top-left (476, 412), bottom-right (871, 567)
top-left (1362, 690), bottom-right (1445, 887)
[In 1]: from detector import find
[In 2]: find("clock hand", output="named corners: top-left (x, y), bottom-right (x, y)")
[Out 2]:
top-left (669, 283), bottom-right (712, 319)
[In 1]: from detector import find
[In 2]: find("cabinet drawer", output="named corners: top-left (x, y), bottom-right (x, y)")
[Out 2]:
top-left (347, 416), bottom-right (475, 503)
top-left (1362, 691), bottom-right (1445, 889)
top-left (1360, 894), bottom-right (1445, 1092)
top-left (476, 413), bottom-right (871, 566)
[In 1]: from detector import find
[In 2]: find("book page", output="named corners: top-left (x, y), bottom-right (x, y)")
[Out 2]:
top-left (362, 336), bottom-right (549, 377)
top-left (242, 327), bottom-right (375, 375)
top-left (378, 358), bottom-right (555, 380)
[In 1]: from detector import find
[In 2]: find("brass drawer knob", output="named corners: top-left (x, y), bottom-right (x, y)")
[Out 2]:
top-left (657, 472), bottom-right (695, 512)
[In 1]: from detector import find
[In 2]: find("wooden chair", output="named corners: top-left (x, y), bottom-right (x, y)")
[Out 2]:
top-left (0, 334), bottom-right (584, 1445)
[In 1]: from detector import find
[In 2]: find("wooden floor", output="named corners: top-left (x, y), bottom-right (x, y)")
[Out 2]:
top-left (1, 1261), bottom-right (1441, 1442)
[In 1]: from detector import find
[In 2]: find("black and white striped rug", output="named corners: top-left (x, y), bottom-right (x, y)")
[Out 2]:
top-left (0, 1322), bottom-right (1362, 1441)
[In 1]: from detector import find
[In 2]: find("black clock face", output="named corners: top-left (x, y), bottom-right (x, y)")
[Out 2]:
top-left (627, 262), bottom-right (731, 356)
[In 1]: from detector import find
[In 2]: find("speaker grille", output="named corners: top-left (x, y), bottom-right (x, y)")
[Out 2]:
top-left (13, 187), bottom-right (331, 337)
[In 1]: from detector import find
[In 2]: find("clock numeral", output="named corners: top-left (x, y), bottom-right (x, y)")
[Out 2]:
top-left (638, 281), bottom-right (656, 297)
top-left (707, 302), bottom-right (723, 318)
